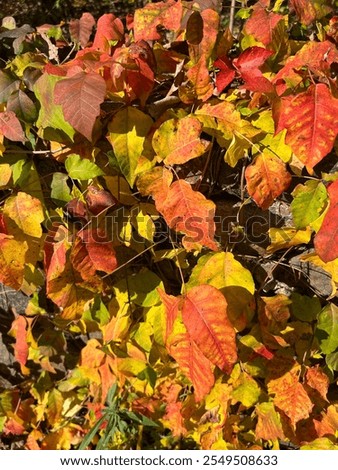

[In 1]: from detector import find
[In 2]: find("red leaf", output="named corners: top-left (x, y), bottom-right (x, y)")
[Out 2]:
top-left (44, 224), bottom-right (70, 281)
top-left (182, 285), bottom-right (237, 374)
top-left (275, 84), bottom-right (338, 170)
top-left (233, 47), bottom-right (274, 93)
top-left (71, 228), bottom-right (118, 280)
top-left (156, 179), bottom-right (218, 251)
top-left (69, 12), bottom-right (96, 48)
top-left (245, 153), bottom-right (292, 209)
top-left (85, 185), bottom-right (117, 215)
top-left (92, 13), bottom-right (124, 52)
top-left (214, 56), bottom-right (236, 93)
top-left (314, 180), bottom-right (338, 262)
top-left (0, 111), bottom-right (26, 142)
top-left (54, 71), bottom-right (106, 141)
top-left (244, 2), bottom-right (283, 46)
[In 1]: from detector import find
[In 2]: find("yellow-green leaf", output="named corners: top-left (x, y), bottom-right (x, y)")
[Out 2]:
top-left (107, 107), bottom-right (153, 186)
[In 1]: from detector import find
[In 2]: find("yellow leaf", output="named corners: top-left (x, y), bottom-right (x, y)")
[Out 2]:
top-left (267, 226), bottom-right (312, 253)
top-left (4, 191), bottom-right (44, 237)
top-left (0, 234), bottom-right (27, 289)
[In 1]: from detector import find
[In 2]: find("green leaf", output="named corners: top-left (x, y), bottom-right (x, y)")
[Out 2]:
top-left (65, 154), bottom-right (104, 180)
top-left (291, 181), bottom-right (328, 229)
top-left (326, 351), bottom-right (338, 371)
top-left (316, 304), bottom-right (338, 354)
top-left (291, 293), bottom-right (321, 322)
top-left (50, 172), bottom-right (72, 205)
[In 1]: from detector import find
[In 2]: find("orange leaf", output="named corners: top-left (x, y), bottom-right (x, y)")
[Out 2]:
top-left (275, 84), bottom-right (338, 170)
top-left (137, 166), bottom-right (173, 207)
top-left (9, 315), bottom-right (29, 366)
top-left (156, 179), bottom-right (218, 251)
top-left (305, 366), bottom-right (329, 401)
top-left (182, 285), bottom-right (237, 374)
top-left (167, 329), bottom-right (214, 402)
top-left (314, 180), bottom-right (338, 262)
top-left (314, 405), bottom-right (338, 438)
top-left (186, 55), bottom-right (214, 102)
top-left (163, 402), bottom-right (187, 437)
top-left (134, 0), bottom-right (183, 42)
top-left (245, 152), bottom-right (291, 209)
top-left (71, 228), bottom-right (118, 280)
top-left (268, 367), bottom-right (313, 427)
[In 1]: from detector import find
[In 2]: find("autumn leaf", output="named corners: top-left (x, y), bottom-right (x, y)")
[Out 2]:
top-left (71, 228), bottom-right (118, 281)
top-left (9, 315), bottom-right (29, 366)
top-left (291, 181), bottom-right (328, 230)
top-left (3, 192), bottom-right (44, 238)
top-left (47, 260), bottom-right (98, 320)
top-left (188, 9), bottom-right (219, 63)
top-left (305, 366), bottom-right (329, 401)
top-left (69, 12), bottom-right (96, 48)
top-left (245, 152), bottom-right (291, 209)
top-left (255, 402), bottom-right (285, 441)
top-left (92, 13), bottom-right (124, 52)
top-left (107, 107), bottom-right (153, 186)
top-left (167, 317), bottom-right (215, 402)
top-left (33, 73), bottom-right (76, 142)
top-left (54, 70), bottom-right (106, 141)
top-left (268, 366), bottom-right (313, 427)
top-left (275, 84), bottom-right (338, 170)
top-left (0, 234), bottom-right (27, 289)
top-left (214, 56), bottom-right (236, 93)
top-left (244, 1), bottom-right (283, 47)
top-left (231, 365), bottom-right (261, 407)
top-left (233, 46), bottom-right (274, 93)
top-left (289, 0), bottom-right (331, 26)
top-left (182, 285), bottom-right (237, 374)
top-left (85, 185), bottom-right (117, 215)
top-left (267, 227), bottom-right (312, 254)
top-left (186, 55), bottom-right (214, 101)
top-left (158, 289), bottom-right (181, 342)
top-left (0, 111), bottom-right (26, 142)
top-left (155, 179), bottom-right (218, 251)
top-left (152, 115), bottom-right (210, 165)
top-left (273, 41), bottom-right (338, 96)
top-left (314, 180), bottom-right (338, 262)
top-left (133, 0), bottom-right (183, 42)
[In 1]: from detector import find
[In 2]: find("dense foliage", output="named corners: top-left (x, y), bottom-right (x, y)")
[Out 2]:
top-left (0, 0), bottom-right (338, 450)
